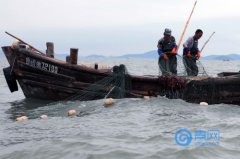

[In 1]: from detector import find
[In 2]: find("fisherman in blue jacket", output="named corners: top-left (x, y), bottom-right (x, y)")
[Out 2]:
top-left (183, 29), bottom-right (203, 76)
top-left (157, 28), bottom-right (178, 75)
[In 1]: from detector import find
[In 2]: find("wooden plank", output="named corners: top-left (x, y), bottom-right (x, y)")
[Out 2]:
top-left (21, 79), bottom-right (79, 94)
top-left (217, 72), bottom-right (240, 77)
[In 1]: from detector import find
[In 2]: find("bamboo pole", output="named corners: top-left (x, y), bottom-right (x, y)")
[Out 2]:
top-left (176, 1), bottom-right (197, 53)
top-left (200, 32), bottom-right (215, 52)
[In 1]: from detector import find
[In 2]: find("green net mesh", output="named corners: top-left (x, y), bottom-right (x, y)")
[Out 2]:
top-left (158, 55), bottom-right (208, 76)
top-left (66, 64), bottom-right (133, 101)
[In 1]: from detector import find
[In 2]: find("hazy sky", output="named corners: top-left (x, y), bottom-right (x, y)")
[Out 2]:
top-left (0, 0), bottom-right (240, 56)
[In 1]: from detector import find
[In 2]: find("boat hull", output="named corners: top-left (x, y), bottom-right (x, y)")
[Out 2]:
top-left (2, 46), bottom-right (240, 105)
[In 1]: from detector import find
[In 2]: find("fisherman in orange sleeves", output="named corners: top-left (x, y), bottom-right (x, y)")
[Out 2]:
top-left (183, 29), bottom-right (203, 76)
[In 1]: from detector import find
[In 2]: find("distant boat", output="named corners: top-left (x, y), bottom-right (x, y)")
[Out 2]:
top-left (2, 43), bottom-right (240, 105)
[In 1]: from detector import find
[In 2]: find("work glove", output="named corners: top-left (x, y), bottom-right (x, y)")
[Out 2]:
top-left (187, 51), bottom-right (192, 58)
top-left (162, 53), bottom-right (168, 60)
top-left (171, 47), bottom-right (177, 55)
top-left (196, 51), bottom-right (201, 60)
top-left (171, 44), bottom-right (178, 55)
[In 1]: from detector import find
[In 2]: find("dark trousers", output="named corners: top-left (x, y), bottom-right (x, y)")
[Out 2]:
top-left (158, 55), bottom-right (177, 75)
top-left (183, 56), bottom-right (198, 76)
top-left (158, 56), bottom-right (170, 75)
top-left (168, 55), bottom-right (177, 75)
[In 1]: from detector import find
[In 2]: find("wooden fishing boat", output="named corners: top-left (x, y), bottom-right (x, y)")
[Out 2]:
top-left (2, 43), bottom-right (240, 105)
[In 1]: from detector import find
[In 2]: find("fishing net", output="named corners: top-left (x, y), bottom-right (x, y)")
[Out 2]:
top-left (182, 57), bottom-right (208, 76)
top-left (158, 55), bottom-right (208, 76)
top-left (196, 60), bottom-right (208, 76)
top-left (158, 55), bottom-right (187, 76)
top-left (62, 56), bottom-right (208, 102)
top-left (68, 58), bottom-right (208, 102)
top-left (66, 64), bottom-right (133, 101)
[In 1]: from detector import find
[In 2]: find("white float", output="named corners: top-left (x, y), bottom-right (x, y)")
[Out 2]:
top-left (104, 98), bottom-right (114, 106)
top-left (16, 116), bottom-right (28, 121)
top-left (200, 102), bottom-right (208, 106)
top-left (40, 114), bottom-right (48, 120)
top-left (143, 96), bottom-right (150, 100)
top-left (68, 109), bottom-right (77, 116)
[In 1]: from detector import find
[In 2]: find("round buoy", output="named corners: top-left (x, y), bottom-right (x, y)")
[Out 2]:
top-left (104, 98), bottom-right (114, 106)
top-left (68, 109), bottom-right (77, 116)
top-left (143, 96), bottom-right (150, 100)
top-left (40, 114), bottom-right (48, 120)
top-left (16, 116), bottom-right (28, 122)
top-left (200, 102), bottom-right (208, 106)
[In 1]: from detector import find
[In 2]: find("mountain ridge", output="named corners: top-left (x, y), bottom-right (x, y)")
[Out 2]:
top-left (83, 50), bottom-right (240, 60)
top-left (1, 50), bottom-right (240, 61)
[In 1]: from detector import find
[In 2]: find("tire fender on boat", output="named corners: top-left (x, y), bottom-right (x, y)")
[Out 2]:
top-left (3, 66), bottom-right (18, 92)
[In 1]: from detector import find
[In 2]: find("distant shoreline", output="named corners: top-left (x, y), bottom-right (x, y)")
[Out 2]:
top-left (1, 50), bottom-right (240, 61)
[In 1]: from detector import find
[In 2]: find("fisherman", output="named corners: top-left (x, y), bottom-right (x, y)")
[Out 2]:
top-left (157, 28), bottom-right (178, 75)
top-left (183, 29), bottom-right (203, 76)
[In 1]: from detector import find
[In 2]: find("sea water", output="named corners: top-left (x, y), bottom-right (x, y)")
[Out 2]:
top-left (0, 57), bottom-right (240, 159)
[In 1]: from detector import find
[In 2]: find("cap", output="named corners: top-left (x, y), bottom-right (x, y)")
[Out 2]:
top-left (164, 28), bottom-right (172, 36)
